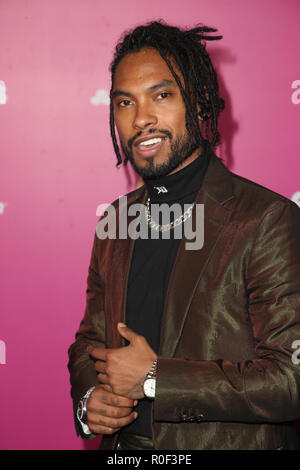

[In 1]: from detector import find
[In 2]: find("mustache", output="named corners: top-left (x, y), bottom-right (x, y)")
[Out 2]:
top-left (128, 128), bottom-right (173, 149)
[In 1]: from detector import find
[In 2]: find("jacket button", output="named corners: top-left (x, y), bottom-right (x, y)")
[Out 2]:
top-left (195, 413), bottom-right (204, 422)
top-left (179, 412), bottom-right (204, 422)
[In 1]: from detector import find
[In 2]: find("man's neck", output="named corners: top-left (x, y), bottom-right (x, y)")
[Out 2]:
top-left (167, 145), bottom-right (203, 176)
top-left (144, 144), bottom-right (208, 203)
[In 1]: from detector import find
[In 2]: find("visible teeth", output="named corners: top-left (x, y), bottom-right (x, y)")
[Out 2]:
top-left (139, 137), bottom-right (162, 146)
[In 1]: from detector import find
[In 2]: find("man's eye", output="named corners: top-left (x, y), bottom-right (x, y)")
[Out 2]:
top-left (157, 92), bottom-right (171, 100)
top-left (119, 100), bottom-right (131, 107)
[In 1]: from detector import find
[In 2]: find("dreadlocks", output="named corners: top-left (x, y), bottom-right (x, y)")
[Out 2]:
top-left (109, 20), bottom-right (225, 166)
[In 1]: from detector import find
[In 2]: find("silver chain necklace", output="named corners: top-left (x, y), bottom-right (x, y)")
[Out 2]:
top-left (144, 197), bottom-right (194, 232)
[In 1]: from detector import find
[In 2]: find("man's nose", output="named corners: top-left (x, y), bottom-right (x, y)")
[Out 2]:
top-left (133, 103), bottom-right (158, 130)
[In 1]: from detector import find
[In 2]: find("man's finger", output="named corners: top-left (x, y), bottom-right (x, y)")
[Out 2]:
top-left (88, 423), bottom-right (120, 435)
top-left (95, 360), bottom-right (106, 373)
top-left (98, 384), bottom-right (138, 407)
top-left (98, 372), bottom-right (109, 384)
top-left (92, 384), bottom-right (136, 407)
top-left (88, 409), bottom-right (137, 434)
top-left (88, 403), bottom-right (133, 420)
top-left (117, 322), bottom-right (139, 343)
top-left (86, 346), bottom-right (107, 360)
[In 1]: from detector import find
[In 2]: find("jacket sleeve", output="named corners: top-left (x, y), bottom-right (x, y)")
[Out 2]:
top-left (67, 233), bottom-right (105, 438)
top-left (154, 200), bottom-right (300, 424)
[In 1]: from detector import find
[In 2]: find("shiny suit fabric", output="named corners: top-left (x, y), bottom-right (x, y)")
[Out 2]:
top-left (68, 152), bottom-right (300, 450)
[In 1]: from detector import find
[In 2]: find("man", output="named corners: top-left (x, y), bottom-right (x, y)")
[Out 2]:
top-left (68, 21), bottom-right (300, 450)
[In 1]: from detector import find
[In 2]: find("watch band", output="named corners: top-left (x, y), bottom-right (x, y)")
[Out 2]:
top-left (77, 386), bottom-right (96, 426)
top-left (143, 359), bottom-right (158, 399)
top-left (146, 359), bottom-right (158, 380)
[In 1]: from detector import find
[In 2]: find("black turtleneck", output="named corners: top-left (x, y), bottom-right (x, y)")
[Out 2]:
top-left (123, 144), bottom-right (210, 438)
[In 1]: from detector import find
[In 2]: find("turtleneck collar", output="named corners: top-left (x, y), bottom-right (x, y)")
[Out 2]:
top-left (144, 142), bottom-right (209, 203)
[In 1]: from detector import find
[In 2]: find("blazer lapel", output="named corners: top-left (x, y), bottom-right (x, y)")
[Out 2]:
top-left (105, 186), bottom-right (147, 348)
top-left (159, 154), bottom-right (235, 357)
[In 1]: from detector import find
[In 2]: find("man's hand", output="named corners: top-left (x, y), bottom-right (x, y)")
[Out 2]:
top-left (87, 323), bottom-right (157, 399)
top-left (86, 383), bottom-right (138, 435)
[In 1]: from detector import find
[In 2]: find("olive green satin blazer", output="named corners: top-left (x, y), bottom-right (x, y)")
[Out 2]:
top-left (68, 153), bottom-right (300, 450)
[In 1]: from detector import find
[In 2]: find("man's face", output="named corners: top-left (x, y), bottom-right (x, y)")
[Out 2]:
top-left (112, 47), bottom-right (202, 179)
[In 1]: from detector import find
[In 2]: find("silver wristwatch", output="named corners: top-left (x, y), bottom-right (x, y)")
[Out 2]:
top-left (143, 359), bottom-right (157, 399)
top-left (77, 386), bottom-right (96, 425)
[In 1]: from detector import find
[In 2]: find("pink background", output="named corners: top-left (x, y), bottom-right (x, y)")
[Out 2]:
top-left (0, 0), bottom-right (299, 450)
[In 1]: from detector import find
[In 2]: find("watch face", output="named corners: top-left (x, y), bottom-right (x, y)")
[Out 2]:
top-left (144, 378), bottom-right (156, 398)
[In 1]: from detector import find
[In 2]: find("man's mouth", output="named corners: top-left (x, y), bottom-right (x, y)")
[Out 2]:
top-left (138, 137), bottom-right (163, 147)
top-left (134, 136), bottom-right (166, 157)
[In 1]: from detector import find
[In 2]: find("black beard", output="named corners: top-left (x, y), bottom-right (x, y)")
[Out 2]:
top-left (121, 128), bottom-right (200, 179)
